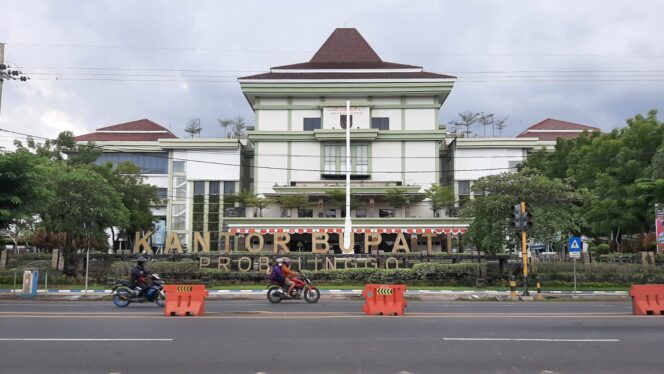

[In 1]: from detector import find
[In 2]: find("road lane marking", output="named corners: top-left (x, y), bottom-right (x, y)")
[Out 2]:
top-left (0, 338), bottom-right (173, 341)
top-left (443, 338), bottom-right (620, 342)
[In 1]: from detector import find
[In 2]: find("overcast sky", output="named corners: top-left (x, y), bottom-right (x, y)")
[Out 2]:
top-left (1, 0), bottom-right (663, 149)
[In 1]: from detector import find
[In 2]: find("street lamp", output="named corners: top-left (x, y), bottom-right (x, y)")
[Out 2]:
top-left (343, 100), bottom-right (352, 250)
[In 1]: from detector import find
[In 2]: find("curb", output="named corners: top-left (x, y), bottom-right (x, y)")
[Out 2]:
top-left (0, 289), bottom-right (629, 296)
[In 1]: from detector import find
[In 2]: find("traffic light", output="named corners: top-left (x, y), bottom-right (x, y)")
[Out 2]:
top-left (510, 204), bottom-right (522, 231)
top-left (522, 204), bottom-right (533, 231)
top-left (509, 203), bottom-right (534, 232)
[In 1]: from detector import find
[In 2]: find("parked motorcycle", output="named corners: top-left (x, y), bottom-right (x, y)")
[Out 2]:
top-left (112, 273), bottom-right (166, 308)
top-left (267, 273), bottom-right (320, 304)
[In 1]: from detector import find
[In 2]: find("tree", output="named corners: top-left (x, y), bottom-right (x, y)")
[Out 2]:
top-left (424, 184), bottom-right (455, 217)
top-left (218, 115), bottom-right (247, 139)
top-left (234, 190), bottom-right (273, 217)
top-left (448, 111), bottom-right (480, 138)
top-left (459, 169), bottom-right (580, 255)
top-left (324, 189), bottom-right (363, 213)
top-left (13, 131), bottom-right (101, 164)
top-left (478, 113), bottom-right (494, 138)
top-left (231, 116), bottom-right (247, 138)
top-left (41, 163), bottom-right (129, 275)
top-left (384, 188), bottom-right (409, 217)
top-left (274, 194), bottom-right (311, 217)
top-left (0, 150), bottom-right (53, 231)
top-left (184, 118), bottom-right (202, 138)
top-left (217, 118), bottom-right (233, 138)
top-left (493, 116), bottom-right (508, 137)
top-left (97, 162), bottom-right (161, 249)
top-left (524, 110), bottom-right (663, 249)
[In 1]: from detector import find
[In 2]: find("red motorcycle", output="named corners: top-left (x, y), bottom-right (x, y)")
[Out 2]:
top-left (267, 273), bottom-right (320, 304)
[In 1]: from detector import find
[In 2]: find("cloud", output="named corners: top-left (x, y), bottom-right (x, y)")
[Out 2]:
top-left (0, 0), bottom-right (662, 146)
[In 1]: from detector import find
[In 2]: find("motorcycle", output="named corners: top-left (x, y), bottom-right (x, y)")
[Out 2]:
top-left (267, 273), bottom-right (320, 304)
top-left (112, 273), bottom-right (166, 308)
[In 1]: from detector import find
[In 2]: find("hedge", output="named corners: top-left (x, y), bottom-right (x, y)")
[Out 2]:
top-left (532, 262), bottom-right (664, 286)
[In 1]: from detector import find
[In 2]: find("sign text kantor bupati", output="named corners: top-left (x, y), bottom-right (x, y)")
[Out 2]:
top-left (133, 230), bottom-right (452, 255)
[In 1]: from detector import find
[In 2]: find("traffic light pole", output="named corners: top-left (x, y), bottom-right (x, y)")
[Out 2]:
top-left (520, 201), bottom-right (530, 296)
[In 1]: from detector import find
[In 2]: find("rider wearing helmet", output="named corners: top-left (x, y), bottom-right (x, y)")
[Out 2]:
top-left (280, 257), bottom-right (297, 297)
top-left (130, 256), bottom-right (151, 296)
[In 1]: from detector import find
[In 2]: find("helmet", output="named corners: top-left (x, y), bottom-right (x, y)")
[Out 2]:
top-left (137, 256), bottom-right (147, 265)
top-left (276, 258), bottom-right (284, 264)
top-left (282, 257), bottom-right (291, 265)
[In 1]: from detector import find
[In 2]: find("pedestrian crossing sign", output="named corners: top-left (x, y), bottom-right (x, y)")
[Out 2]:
top-left (569, 237), bottom-right (582, 258)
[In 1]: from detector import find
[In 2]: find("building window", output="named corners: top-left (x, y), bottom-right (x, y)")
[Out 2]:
top-left (157, 188), bottom-right (168, 201)
top-left (224, 181), bottom-right (236, 195)
top-left (193, 181), bottom-right (205, 195)
top-left (325, 208), bottom-right (337, 218)
top-left (303, 118), bottom-right (321, 131)
top-left (172, 160), bottom-right (186, 174)
top-left (173, 177), bottom-right (187, 200)
top-left (379, 209), bottom-right (395, 218)
top-left (458, 180), bottom-right (471, 209)
top-left (355, 145), bottom-right (368, 174)
top-left (355, 208), bottom-right (367, 218)
top-left (322, 144), bottom-right (369, 175)
top-left (298, 208), bottom-right (313, 218)
top-left (340, 115), bottom-right (353, 128)
top-left (371, 117), bottom-right (389, 131)
top-left (171, 203), bottom-right (186, 230)
top-left (508, 161), bottom-right (521, 171)
top-left (96, 152), bottom-right (169, 174)
top-left (209, 181), bottom-right (221, 195)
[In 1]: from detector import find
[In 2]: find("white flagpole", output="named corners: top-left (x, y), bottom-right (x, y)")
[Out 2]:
top-left (344, 100), bottom-right (352, 250)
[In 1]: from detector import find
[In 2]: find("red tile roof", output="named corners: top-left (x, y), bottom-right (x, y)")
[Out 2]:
top-left (517, 119), bottom-right (601, 141)
top-left (311, 28), bottom-right (383, 64)
top-left (74, 119), bottom-right (177, 142)
top-left (524, 118), bottom-right (600, 132)
top-left (242, 72), bottom-right (454, 80)
top-left (240, 28), bottom-right (454, 80)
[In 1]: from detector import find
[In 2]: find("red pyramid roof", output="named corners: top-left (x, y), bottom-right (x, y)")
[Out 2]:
top-left (240, 28), bottom-right (453, 79)
top-left (75, 119), bottom-right (177, 142)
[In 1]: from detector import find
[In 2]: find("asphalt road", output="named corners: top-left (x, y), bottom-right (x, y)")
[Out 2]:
top-left (0, 299), bottom-right (662, 374)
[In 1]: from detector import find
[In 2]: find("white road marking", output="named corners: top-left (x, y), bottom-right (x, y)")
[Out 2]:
top-left (443, 338), bottom-right (619, 342)
top-left (0, 338), bottom-right (174, 342)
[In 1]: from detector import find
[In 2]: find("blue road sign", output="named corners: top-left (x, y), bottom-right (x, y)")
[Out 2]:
top-left (569, 237), bottom-right (582, 258)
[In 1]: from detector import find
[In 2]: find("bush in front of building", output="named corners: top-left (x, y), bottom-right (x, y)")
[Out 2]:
top-left (109, 260), bottom-right (200, 278)
top-left (533, 262), bottom-right (664, 287)
top-left (304, 263), bottom-right (481, 286)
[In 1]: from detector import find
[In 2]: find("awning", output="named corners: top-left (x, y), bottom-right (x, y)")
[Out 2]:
top-left (229, 227), bottom-right (466, 235)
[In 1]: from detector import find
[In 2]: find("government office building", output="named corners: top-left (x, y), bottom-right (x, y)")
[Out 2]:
top-left (76, 28), bottom-right (549, 254)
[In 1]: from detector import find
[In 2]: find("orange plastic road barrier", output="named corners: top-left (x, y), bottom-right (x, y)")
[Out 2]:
top-left (163, 284), bottom-right (209, 316)
top-left (362, 284), bottom-right (407, 316)
top-left (629, 284), bottom-right (664, 316)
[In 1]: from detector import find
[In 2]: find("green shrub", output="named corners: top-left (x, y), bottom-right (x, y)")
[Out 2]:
top-left (595, 244), bottom-right (610, 255)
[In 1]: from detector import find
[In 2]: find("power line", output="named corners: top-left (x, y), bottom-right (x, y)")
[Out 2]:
top-left (0, 128), bottom-right (656, 175)
top-left (0, 128), bottom-right (531, 174)
top-left (8, 42), bottom-right (664, 58)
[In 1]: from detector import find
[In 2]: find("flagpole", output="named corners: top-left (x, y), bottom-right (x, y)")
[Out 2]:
top-left (343, 99), bottom-right (352, 250)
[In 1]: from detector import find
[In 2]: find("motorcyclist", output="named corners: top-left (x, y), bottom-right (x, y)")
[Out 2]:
top-left (280, 257), bottom-right (298, 297)
top-left (130, 256), bottom-right (151, 296)
top-left (268, 258), bottom-right (285, 286)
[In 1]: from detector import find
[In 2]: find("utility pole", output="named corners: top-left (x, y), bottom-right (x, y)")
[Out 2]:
top-left (0, 43), bottom-right (30, 117)
top-left (0, 43), bottom-right (5, 116)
